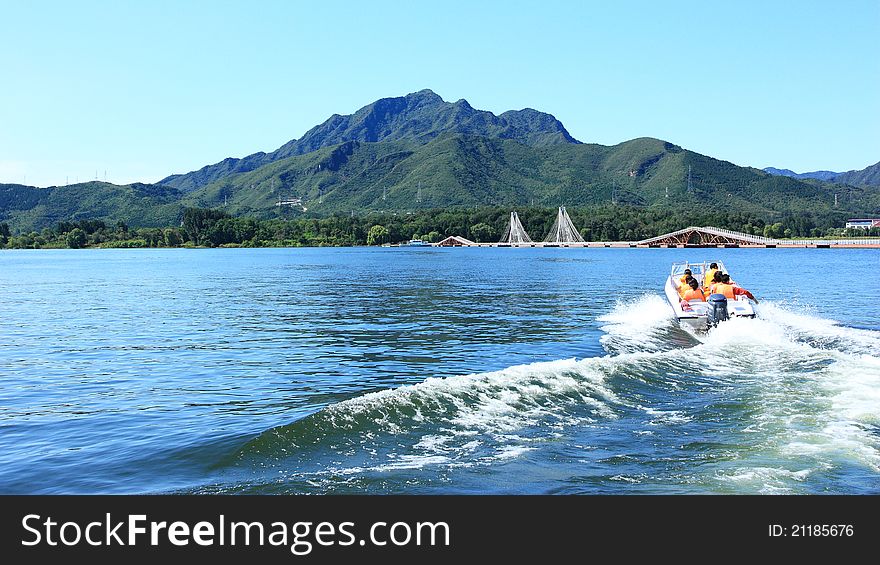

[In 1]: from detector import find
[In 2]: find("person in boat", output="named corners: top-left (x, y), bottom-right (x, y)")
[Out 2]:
top-left (678, 274), bottom-right (696, 298)
top-left (712, 273), bottom-right (759, 303)
top-left (705, 270), bottom-right (723, 293)
top-left (708, 272), bottom-right (725, 294)
top-left (680, 278), bottom-right (706, 303)
top-left (704, 263), bottom-right (719, 289)
top-left (708, 272), bottom-right (730, 294)
top-left (678, 269), bottom-right (693, 286)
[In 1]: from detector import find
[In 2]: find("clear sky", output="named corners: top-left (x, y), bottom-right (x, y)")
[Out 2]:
top-left (1, 0), bottom-right (878, 187)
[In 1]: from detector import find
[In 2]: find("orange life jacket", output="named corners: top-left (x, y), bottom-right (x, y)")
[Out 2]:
top-left (713, 283), bottom-right (736, 299)
top-left (682, 288), bottom-right (705, 302)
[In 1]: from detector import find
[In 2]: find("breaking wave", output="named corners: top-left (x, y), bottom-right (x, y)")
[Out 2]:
top-left (194, 297), bottom-right (880, 494)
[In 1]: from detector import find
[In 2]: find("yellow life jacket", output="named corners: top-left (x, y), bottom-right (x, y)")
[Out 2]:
top-left (704, 268), bottom-right (718, 289)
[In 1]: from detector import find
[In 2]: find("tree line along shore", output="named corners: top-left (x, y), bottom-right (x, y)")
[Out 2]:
top-left (1, 206), bottom-right (877, 250)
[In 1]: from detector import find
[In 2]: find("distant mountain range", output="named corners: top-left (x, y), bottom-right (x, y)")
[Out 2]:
top-left (762, 167), bottom-right (841, 181)
top-left (763, 161), bottom-right (880, 187)
top-left (2, 89), bottom-right (878, 232)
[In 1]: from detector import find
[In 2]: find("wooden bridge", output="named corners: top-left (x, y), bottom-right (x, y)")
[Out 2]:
top-left (436, 226), bottom-right (880, 248)
top-left (635, 226), bottom-right (776, 246)
top-left (633, 226), bottom-right (879, 248)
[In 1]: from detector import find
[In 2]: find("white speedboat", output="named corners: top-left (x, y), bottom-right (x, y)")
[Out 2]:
top-left (665, 260), bottom-right (756, 330)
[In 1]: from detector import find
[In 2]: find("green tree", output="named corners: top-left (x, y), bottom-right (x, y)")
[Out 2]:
top-left (133, 228), bottom-right (161, 247)
top-left (206, 218), bottom-right (237, 247)
top-left (469, 222), bottom-right (494, 242)
top-left (0, 222), bottom-right (10, 247)
top-left (366, 224), bottom-right (389, 245)
top-left (182, 207), bottom-right (229, 246)
top-left (763, 222), bottom-right (784, 239)
top-left (163, 228), bottom-right (182, 247)
top-left (66, 228), bottom-right (87, 249)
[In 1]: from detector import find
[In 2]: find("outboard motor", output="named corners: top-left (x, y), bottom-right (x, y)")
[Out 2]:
top-left (707, 293), bottom-right (729, 328)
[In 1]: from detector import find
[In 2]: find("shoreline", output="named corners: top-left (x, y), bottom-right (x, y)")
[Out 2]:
top-left (3, 240), bottom-right (879, 251)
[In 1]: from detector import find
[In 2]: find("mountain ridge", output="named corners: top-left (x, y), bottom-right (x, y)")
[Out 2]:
top-left (160, 89), bottom-right (578, 192)
top-left (762, 167), bottom-right (841, 181)
top-left (764, 161), bottom-right (880, 187)
top-left (834, 161), bottom-right (880, 187)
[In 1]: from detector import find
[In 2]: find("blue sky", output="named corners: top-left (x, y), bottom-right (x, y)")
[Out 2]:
top-left (1, 0), bottom-right (878, 187)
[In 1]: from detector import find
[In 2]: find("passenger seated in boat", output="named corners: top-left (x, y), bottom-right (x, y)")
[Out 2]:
top-left (709, 273), bottom-right (724, 294)
top-left (704, 263), bottom-right (719, 289)
top-left (712, 274), bottom-right (759, 303)
top-left (678, 274), bottom-right (696, 298)
top-left (680, 278), bottom-right (706, 302)
top-left (678, 269), bottom-right (693, 286)
top-left (705, 270), bottom-right (723, 293)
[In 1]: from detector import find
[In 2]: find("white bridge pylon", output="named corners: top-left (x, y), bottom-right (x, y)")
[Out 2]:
top-left (543, 206), bottom-right (585, 243)
top-left (499, 211), bottom-right (533, 244)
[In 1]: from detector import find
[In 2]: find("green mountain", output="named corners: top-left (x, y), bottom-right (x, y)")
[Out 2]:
top-left (3, 90), bottom-right (878, 235)
top-left (0, 182), bottom-right (183, 232)
top-left (184, 134), bottom-right (879, 218)
top-left (834, 161), bottom-right (880, 188)
top-left (160, 89), bottom-right (579, 192)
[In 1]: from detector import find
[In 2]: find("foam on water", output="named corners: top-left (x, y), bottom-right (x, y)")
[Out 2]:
top-left (207, 295), bottom-right (879, 494)
top-left (325, 356), bottom-right (622, 434)
top-left (598, 294), bottom-right (680, 354)
top-left (219, 356), bottom-right (631, 490)
top-left (717, 467), bottom-right (815, 495)
top-left (638, 405), bottom-right (692, 425)
top-left (681, 300), bottom-right (880, 490)
top-left (757, 301), bottom-right (880, 356)
top-left (782, 354), bottom-right (880, 474)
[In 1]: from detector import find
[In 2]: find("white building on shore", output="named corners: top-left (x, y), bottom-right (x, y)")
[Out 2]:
top-left (845, 218), bottom-right (880, 229)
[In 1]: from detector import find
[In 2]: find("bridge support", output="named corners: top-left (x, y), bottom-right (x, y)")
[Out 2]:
top-left (543, 206), bottom-right (585, 243)
top-left (499, 211), bottom-right (533, 244)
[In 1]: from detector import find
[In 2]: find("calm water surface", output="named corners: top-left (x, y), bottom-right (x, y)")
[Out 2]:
top-left (1, 247), bottom-right (878, 494)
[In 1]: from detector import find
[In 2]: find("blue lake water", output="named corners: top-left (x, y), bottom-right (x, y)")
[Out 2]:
top-left (1, 247), bottom-right (878, 494)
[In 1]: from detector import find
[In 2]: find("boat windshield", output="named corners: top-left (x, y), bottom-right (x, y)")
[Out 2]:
top-left (670, 260), bottom-right (726, 279)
